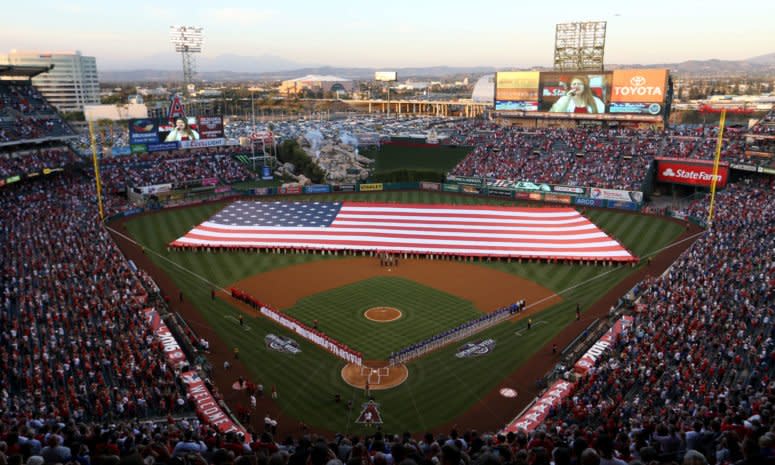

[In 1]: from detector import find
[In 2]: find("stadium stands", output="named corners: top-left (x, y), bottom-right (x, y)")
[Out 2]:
top-left (0, 82), bottom-right (75, 143)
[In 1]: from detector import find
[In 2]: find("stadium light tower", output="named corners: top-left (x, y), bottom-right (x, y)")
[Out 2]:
top-left (169, 25), bottom-right (204, 95)
top-left (553, 21), bottom-right (606, 72)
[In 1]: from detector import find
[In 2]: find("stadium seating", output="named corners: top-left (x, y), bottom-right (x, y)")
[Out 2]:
top-left (0, 82), bottom-right (75, 142)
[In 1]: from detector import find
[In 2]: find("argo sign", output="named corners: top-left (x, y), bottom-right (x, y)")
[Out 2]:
top-left (656, 158), bottom-right (729, 188)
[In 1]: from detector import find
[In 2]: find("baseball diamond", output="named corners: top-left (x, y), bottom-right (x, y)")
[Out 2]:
top-left (116, 190), bottom-right (692, 434)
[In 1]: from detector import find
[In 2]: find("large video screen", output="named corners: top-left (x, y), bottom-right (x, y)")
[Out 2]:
top-left (494, 69), bottom-right (668, 117)
top-left (197, 116), bottom-right (224, 139)
top-left (494, 72), bottom-right (540, 111)
top-left (158, 116), bottom-right (199, 143)
top-left (538, 72), bottom-right (611, 114)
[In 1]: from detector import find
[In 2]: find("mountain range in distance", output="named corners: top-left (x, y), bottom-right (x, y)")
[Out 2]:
top-left (98, 52), bottom-right (775, 82)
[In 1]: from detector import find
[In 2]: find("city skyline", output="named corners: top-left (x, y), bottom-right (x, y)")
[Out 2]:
top-left (3, 0), bottom-right (774, 71)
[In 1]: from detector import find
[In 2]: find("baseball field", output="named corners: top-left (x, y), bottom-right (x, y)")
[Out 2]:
top-left (114, 190), bottom-right (689, 435)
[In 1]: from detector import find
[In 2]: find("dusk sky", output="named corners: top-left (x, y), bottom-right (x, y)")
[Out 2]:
top-left (3, 0), bottom-right (773, 70)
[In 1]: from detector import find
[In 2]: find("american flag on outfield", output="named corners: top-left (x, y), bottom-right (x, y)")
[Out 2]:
top-left (170, 201), bottom-right (636, 262)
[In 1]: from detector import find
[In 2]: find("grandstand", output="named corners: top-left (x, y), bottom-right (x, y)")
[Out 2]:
top-left (1, 61), bottom-right (775, 465)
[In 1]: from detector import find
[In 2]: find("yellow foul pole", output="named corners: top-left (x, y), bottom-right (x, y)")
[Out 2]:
top-left (88, 119), bottom-right (105, 221)
top-left (706, 109), bottom-right (726, 226)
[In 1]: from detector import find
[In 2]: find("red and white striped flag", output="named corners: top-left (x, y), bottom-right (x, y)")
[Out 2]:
top-left (171, 201), bottom-right (636, 262)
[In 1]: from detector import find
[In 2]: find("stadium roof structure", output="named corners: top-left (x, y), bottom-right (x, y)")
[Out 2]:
top-left (0, 64), bottom-right (54, 79)
top-left (289, 74), bottom-right (352, 82)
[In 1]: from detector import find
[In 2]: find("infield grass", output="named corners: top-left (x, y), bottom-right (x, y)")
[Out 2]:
top-left (122, 191), bottom-right (686, 433)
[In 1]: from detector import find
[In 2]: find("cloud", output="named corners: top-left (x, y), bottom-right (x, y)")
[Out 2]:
top-left (206, 7), bottom-right (274, 25)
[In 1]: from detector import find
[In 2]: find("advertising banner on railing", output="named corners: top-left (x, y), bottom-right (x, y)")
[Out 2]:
top-left (259, 306), bottom-right (363, 365)
top-left (279, 185), bottom-right (303, 195)
top-left (503, 379), bottom-right (576, 433)
top-left (730, 163), bottom-right (758, 173)
top-left (304, 184), bottom-right (331, 194)
top-left (138, 183), bottom-right (173, 195)
top-left (573, 315), bottom-right (633, 376)
top-left (181, 371), bottom-right (251, 440)
top-left (446, 175), bottom-right (483, 186)
top-left (359, 183), bottom-right (384, 192)
top-left (442, 183), bottom-right (461, 193)
top-left (420, 181), bottom-right (441, 191)
top-left (543, 193), bottom-right (572, 204)
top-left (487, 187), bottom-right (514, 198)
top-left (179, 138), bottom-right (226, 149)
top-left (589, 188), bottom-right (643, 204)
top-left (573, 197), bottom-right (607, 208)
top-left (607, 200), bottom-right (640, 211)
top-left (143, 308), bottom-right (187, 369)
top-left (147, 142), bottom-right (180, 153)
top-left (252, 187), bottom-right (272, 196)
top-left (655, 158), bottom-right (729, 188)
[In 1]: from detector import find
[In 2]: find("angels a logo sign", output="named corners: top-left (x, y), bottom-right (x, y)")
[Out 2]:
top-left (264, 334), bottom-right (301, 354)
top-left (455, 339), bottom-right (496, 358)
top-left (355, 401), bottom-right (383, 425)
top-left (167, 95), bottom-right (186, 121)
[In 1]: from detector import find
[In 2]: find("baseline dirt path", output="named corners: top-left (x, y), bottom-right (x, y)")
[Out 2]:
top-left (229, 257), bottom-right (561, 313)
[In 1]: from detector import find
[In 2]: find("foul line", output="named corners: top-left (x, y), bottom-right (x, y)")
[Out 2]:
top-left (105, 225), bottom-right (228, 294)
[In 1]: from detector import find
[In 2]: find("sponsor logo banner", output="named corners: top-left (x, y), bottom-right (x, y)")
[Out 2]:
top-left (197, 116), bottom-right (224, 139)
top-left (552, 185), bottom-right (587, 195)
top-left (129, 118), bottom-right (160, 145)
top-left (304, 184), bottom-right (331, 194)
top-left (573, 197), bottom-right (606, 208)
top-left (359, 183), bottom-right (384, 192)
top-left (514, 192), bottom-right (530, 200)
top-left (179, 138), bottom-right (226, 149)
top-left (261, 166), bottom-right (273, 180)
top-left (280, 185), bottom-right (303, 195)
top-left (574, 316), bottom-right (633, 376)
top-left (181, 371), bottom-right (251, 440)
top-left (495, 71), bottom-right (540, 104)
top-left (461, 184), bottom-right (480, 194)
top-left (730, 163), bottom-right (758, 172)
top-left (455, 339), bottom-right (496, 358)
top-left (131, 144), bottom-right (147, 154)
top-left (147, 142), bottom-right (179, 153)
top-left (442, 183), bottom-right (461, 193)
top-left (495, 100), bottom-right (539, 111)
top-left (420, 181), bottom-right (441, 191)
top-left (543, 193), bottom-right (571, 204)
top-left (609, 102), bottom-right (663, 115)
top-left (487, 187), bottom-right (513, 198)
top-left (656, 159), bottom-right (729, 188)
top-left (503, 379), bottom-right (576, 433)
top-left (528, 192), bottom-right (543, 201)
top-left (252, 187), bottom-right (272, 196)
top-left (334, 184), bottom-right (356, 192)
top-left (446, 175), bottom-right (483, 186)
top-left (201, 177), bottom-right (218, 186)
top-left (264, 334), bottom-right (301, 354)
top-left (759, 166), bottom-right (775, 175)
top-left (607, 200), bottom-right (639, 211)
top-left (138, 183), bottom-right (173, 195)
top-left (590, 188), bottom-right (643, 203)
top-left (611, 69), bottom-right (668, 104)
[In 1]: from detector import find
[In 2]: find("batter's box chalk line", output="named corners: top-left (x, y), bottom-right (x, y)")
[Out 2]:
top-left (359, 366), bottom-right (390, 385)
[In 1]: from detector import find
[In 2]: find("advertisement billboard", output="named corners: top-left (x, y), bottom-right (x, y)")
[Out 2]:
top-left (494, 72), bottom-right (540, 111)
top-left (609, 69), bottom-right (667, 115)
top-left (197, 116), bottom-right (224, 139)
top-left (375, 71), bottom-right (397, 82)
top-left (656, 158), bottom-right (729, 188)
top-left (128, 118), bottom-right (159, 145)
top-left (493, 69), bottom-right (668, 119)
top-left (539, 72), bottom-right (611, 114)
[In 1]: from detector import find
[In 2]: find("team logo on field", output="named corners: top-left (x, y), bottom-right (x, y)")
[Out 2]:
top-left (355, 401), bottom-right (383, 425)
top-left (455, 339), bottom-right (496, 358)
top-left (264, 334), bottom-right (301, 354)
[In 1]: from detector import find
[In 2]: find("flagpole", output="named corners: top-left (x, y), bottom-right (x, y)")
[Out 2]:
top-left (706, 109), bottom-right (726, 226)
top-left (88, 119), bottom-right (104, 221)
top-left (251, 90), bottom-right (256, 173)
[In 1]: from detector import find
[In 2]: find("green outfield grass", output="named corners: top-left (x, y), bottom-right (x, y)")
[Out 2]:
top-left (361, 145), bottom-right (471, 174)
top-left (121, 191), bottom-right (686, 433)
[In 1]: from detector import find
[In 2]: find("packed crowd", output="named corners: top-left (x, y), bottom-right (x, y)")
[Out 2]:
top-left (96, 147), bottom-right (254, 191)
top-left (533, 178), bottom-right (775, 463)
top-left (0, 174), bottom-right (191, 422)
top-left (0, 83), bottom-right (74, 142)
top-left (447, 122), bottom-right (757, 190)
top-left (0, 147), bottom-right (78, 178)
top-left (749, 109), bottom-right (775, 135)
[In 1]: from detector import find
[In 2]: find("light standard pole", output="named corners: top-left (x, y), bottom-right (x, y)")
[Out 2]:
top-left (251, 90), bottom-right (256, 172)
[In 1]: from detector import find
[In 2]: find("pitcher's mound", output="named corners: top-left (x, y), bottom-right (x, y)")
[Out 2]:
top-left (341, 361), bottom-right (408, 390)
top-left (364, 306), bottom-right (402, 323)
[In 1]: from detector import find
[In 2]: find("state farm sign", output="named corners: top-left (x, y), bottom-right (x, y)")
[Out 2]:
top-left (656, 159), bottom-right (729, 188)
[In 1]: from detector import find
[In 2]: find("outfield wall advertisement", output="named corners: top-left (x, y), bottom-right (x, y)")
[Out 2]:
top-left (655, 157), bottom-right (729, 188)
